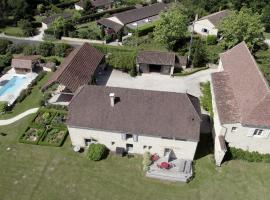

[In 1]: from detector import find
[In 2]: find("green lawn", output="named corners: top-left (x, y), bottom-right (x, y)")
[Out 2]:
top-left (0, 26), bottom-right (25, 37)
top-left (0, 73), bottom-right (52, 120)
top-left (0, 116), bottom-right (270, 200)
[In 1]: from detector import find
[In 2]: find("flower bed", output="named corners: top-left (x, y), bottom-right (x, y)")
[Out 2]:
top-left (39, 127), bottom-right (68, 147)
top-left (33, 110), bottom-right (55, 125)
top-left (51, 112), bottom-right (67, 126)
top-left (19, 126), bottom-right (45, 145)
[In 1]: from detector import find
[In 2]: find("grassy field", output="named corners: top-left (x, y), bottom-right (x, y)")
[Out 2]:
top-left (0, 116), bottom-right (270, 200)
top-left (0, 73), bottom-right (52, 120)
top-left (0, 26), bottom-right (25, 37)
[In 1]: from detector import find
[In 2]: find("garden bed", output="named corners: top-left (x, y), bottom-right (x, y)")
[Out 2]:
top-left (20, 108), bottom-right (68, 146)
top-left (19, 126), bottom-right (45, 144)
top-left (39, 127), bottom-right (68, 147)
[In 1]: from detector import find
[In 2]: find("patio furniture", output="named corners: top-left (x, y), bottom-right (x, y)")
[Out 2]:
top-left (151, 153), bottom-right (160, 161)
top-left (160, 162), bottom-right (171, 169)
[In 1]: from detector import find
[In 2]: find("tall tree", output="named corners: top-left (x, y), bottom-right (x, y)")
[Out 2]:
top-left (262, 5), bottom-right (270, 32)
top-left (218, 7), bottom-right (265, 51)
top-left (153, 4), bottom-right (188, 50)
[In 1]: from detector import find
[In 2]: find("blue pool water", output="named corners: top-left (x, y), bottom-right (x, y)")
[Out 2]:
top-left (0, 76), bottom-right (27, 96)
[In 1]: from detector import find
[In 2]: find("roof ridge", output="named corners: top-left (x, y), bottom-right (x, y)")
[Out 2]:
top-left (200, 9), bottom-right (229, 19)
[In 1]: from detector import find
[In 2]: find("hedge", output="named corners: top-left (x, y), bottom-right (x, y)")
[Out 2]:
top-left (133, 21), bottom-right (159, 36)
top-left (174, 66), bottom-right (209, 76)
top-left (91, 43), bottom-right (136, 54)
top-left (142, 152), bottom-right (152, 171)
top-left (0, 101), bottom-right (8, 113)
top-left (19, 126), bottom-right (46, 145)
top-left (200, 81), bottom-right (213, 117)
top-left (77, 6), bottom-right (135, 24)
top-left (229, 147), bottom-right (270, 163)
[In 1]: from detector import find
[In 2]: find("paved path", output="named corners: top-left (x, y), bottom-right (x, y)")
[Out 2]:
top-left (265, 39), bottom-right (270, 47)
top-left (0, 108), bottom-right (39, 126)
top-left (106, 67), bottom-right (219, 97)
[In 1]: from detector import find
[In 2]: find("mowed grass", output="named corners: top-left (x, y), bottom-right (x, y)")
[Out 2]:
top-left (0, 26), bottom-right (25, 37)
top-left (0, 117), bottom-right (270, 200)
top-left (0, 73), bottom-right (52, 120)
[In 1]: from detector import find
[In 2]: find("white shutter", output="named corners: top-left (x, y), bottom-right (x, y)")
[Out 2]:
top-left (262, 131), bottom-right (270, 139)
top-left (247, 129), bottom-right (255, 137)
top-left (121, 133), bottom-right (126, 140)
top-left (133, 134), bottom-right (138, 142)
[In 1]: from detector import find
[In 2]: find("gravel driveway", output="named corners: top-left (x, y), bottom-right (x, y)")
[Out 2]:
top-left (105, 66), bottom-right (219, 97)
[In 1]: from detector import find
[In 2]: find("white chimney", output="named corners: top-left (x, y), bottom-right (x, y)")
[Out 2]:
top-left (109, 93), bottom-right (115, 107)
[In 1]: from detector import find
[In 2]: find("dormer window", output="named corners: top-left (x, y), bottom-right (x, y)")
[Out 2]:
top-left (231, 127), bottom-right (237, 132)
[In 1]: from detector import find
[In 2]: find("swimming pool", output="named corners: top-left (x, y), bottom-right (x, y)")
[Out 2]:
top-left (0, 76), bottom-right (28, 97)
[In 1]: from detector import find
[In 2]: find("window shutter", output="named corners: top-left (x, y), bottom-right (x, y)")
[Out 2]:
top-left (133, 134), bottom-right (138, 142)
top-left (262, 131), bottom-right (270, 139)
top-left (247, 129), bottom-right (254, 137)
top-left (121, 134), bottom-right (126, 140)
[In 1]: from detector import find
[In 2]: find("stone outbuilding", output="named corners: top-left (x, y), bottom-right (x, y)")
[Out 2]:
top-left (136, 51), bottom-right (187, 76)
top-left (11, 55), bottom-right (40, 74)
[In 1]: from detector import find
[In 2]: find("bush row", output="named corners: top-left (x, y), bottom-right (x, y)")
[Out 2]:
top-left (229, 147), bottom-right (270, 163)
top-left (77, 6), bottom-right (135, 24)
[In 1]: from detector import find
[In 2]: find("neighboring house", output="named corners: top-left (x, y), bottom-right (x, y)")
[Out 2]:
top-left (42, 12), bottom-right (73, 29)
top-left (211, 41), bottom-right (270, 166)
top-left (67, 85), bottom-right (201, 161)
top-left (136, 51), bottom-right (187, 76)
top-left (11, 55), bottom-right (40, 74)
top-left (193, 10), bottom-right (230, 36)
top-left (97, 3), bottom-right (168, 37)
top-left (75, 0), bottom-right (114, 11)
top-left (42, 43), bottom-right (105, 105)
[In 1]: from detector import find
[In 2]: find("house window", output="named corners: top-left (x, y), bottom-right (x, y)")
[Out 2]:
top-left (85, 139), bottom-right (92, 146)
top-left (126, 134), bottom-right (133, 139)
top-left (126, 143), bottom-right (133, 152)
top-left (111, 141), bottom-right (115, 145)
top-left (254, 129), bottom-right (263, 136)
top-left (143, 145), bottom-right (147, 149)
top-left (231, 127), bottom-right (237, 132)
top-left (202, 28), bottom-right (209, 33)
top-left (148, 146), bottom-right (152, 150)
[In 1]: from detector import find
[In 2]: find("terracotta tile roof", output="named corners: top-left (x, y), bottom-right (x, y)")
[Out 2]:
top-left (68, 85), bottom-right (201, 141)
top-left (212, 41), bottom-right (270, 128)
top-left (11, 55), bottom-right (40, 69)
top-left (43, 43), bottom-right (104, 93)
top-left (137, 51), bottom-right (176, 66)
top-left (199, 10), bottom-right (230, 26)
top-left (97, 18), bottom-right (123, 33)
top-left (114, 3), bottom-right (168, 25)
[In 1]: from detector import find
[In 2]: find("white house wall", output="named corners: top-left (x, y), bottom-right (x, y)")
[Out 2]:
top-left (193, 19), bottom-right (218, 36)
top-left (68, 126), bottom-right (198, 160)
top-left (222, 124), bottom-right (270, 154)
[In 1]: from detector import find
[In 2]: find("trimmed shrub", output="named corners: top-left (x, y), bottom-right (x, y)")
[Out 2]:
top-left (107, 51), bottom-right (137, 72)
top-left (142, 152), bottom-right (152, 171)
top-left (0, 39), bottom-right (12, 54)
top-left (0, 53), bottom-right (13, 70)
top-left (87, 143), bottom-right (108, 161)
top-left (23, 45), bottom-right (36, 55)
top-left (229, 147), bottom-right (270, 163)
top-left (0, 101), bottom-right (8, 113)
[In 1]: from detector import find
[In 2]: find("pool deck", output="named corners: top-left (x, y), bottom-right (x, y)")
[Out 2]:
top-left (0, 69), bottom-right (38, 105)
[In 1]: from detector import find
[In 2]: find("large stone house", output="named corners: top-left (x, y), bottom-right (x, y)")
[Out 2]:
top-left (43, 43), bottom-right (105, 105)
top-left (136, 51), bottom-right (187, 76)
top-left (97, 3), bottom-right (168, 38)
top-left (193, 10), bottom-right (230, 36)
top-left (67, 85), bottom-right (201, 161)
top-left (211, 42), bottom-right (270, 166)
